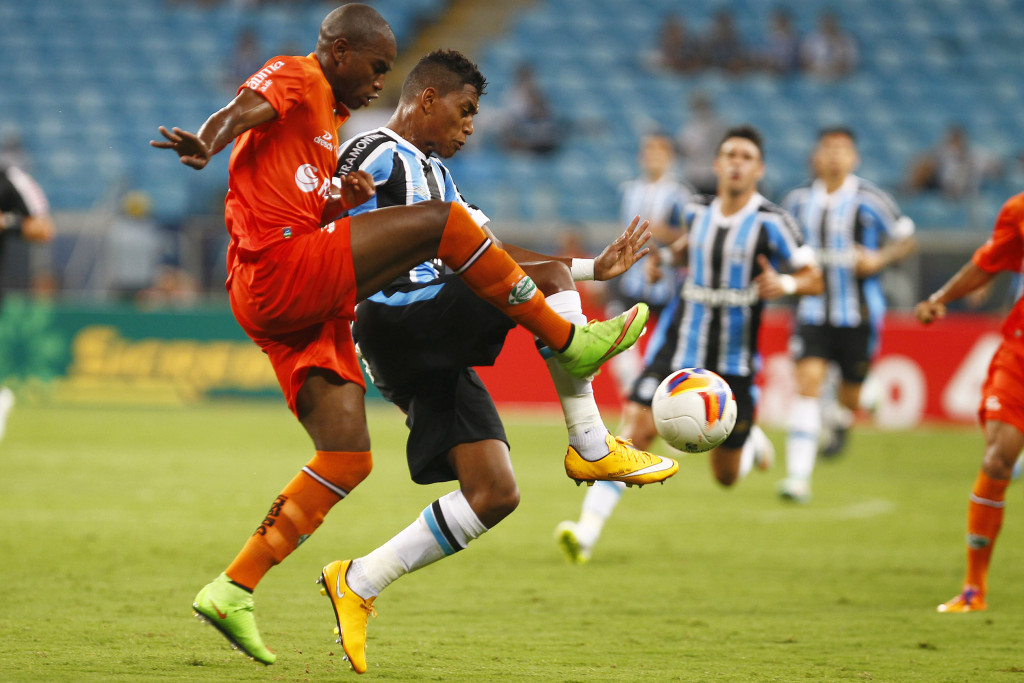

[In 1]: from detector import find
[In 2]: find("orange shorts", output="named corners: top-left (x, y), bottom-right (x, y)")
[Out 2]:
top-left (979, 342), bottom-right (1024, 433)
top-left (228, 219), bottom-right (364, 415)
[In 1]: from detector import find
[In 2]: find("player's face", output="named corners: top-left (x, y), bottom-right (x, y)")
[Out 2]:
top-left (714, 137), bottom-right (764, 195)
top-left (813, 133), bottom-right (858, 180)
top-left (640, 137), bottom-right (675, 178)
top-left (427, 85), bottom-right (480, 159)
top-left (331, 34), bottom-right (397, 110)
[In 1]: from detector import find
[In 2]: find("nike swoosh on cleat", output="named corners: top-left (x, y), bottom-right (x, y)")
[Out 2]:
top-left (623, 457), bottom-right (676, 478)
top-left (597, 307), bottom-right (639, 362)
top-left (209, 599), bottom-right (228, 620)
top-left (335, 572), bottom-right (346, 600)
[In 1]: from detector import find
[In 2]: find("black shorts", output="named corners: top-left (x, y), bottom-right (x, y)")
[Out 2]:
top-left (629, 365), bottom-right (755, 451)
top-left (353, 275), bottom-right (515, 484)
top-left (790, 323), bottom-right (875, 384)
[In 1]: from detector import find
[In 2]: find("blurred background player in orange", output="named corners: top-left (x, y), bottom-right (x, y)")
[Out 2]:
top-left (916, 192), bottom-right (1024, 613)
top-left (0, 163), bottom-right (54, 441)
top-left (150, 3), bottom-right (649, 668)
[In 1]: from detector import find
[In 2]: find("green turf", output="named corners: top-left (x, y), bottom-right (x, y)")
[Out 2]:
top-left (2, 399), bottom-right (1024, 681)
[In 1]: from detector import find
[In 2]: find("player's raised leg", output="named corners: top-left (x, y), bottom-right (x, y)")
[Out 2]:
top-left (526, 265), bottom-right (676, 485)
top-left (349, 201), bottom-right (649, 380)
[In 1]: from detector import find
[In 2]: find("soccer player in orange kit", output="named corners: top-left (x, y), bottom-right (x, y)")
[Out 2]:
top-left (917, 191), bottom-right (1024, 614)
top-left (150, 3), bottom-right (648, 668)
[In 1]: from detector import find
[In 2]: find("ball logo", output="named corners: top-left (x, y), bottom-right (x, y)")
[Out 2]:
top-left (294, 164), bottom-right (320, 192)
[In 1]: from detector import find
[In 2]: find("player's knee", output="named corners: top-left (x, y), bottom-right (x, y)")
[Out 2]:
top-left (527, 259), bottom-right (573, 295)
top-left (466, 481), bottom-right (520, 527)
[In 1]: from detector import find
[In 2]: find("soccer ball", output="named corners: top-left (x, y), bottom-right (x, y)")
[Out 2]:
top-left (651, 368), bottom-right (737, 453)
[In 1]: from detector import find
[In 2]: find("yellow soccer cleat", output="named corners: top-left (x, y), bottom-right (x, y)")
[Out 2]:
top-left (937, 587), bottom-right (987, 613)
top-left (317, 560), bottom-right (377, 674)
top-left (564, 433), bottom-right (678, 486)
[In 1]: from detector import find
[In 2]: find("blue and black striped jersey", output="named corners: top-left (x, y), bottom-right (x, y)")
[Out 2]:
top-left (612, 175), bottom-right (693, 309)
top-left (335, 127), bottom-right (487, 290)
top-left (782, 175), bottom-right (914, 328)
top-left (662, 192), bottom-right (813, 377)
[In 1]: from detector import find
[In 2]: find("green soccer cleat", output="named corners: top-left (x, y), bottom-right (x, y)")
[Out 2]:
top-left (192, 573), bottom-right (276, 665)
top-left (554, 303), bottom-right (649, 379)
top-left (318, 560), bottom-right (377, 675)
top-left (554, 521), bottom-right (591, 564)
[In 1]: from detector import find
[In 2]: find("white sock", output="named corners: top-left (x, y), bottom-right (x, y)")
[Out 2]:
top-left (738, 429), bottom-right (757, 480)
top-left (574, 480), bottom-right (626, 550)
top-left (786, 395), bottom-right (821, 481)
top-left (347, 490), bottom-right (487, 598)
top-left (540, 290), bottom-right (610, 461)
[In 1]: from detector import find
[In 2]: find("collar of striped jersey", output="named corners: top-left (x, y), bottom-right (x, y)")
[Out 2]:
top-left (811, 174), bottom-right (858, 207)
top-left (710, 191), bottom-right (763, 226)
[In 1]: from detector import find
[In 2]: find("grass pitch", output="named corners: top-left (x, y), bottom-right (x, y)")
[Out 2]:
top-left (3, 399), bottom-right (1024, 681)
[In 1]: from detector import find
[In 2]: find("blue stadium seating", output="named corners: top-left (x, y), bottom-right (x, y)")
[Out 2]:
top-left (0, 0), bottom-right (1020, 233)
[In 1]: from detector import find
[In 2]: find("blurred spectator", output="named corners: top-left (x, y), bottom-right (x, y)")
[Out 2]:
top-left (758, 8), bottom-right (801, 75)
top-left (647, 14), bottom-right (703, 74)
top-left (0, 133), bottom-right (31, 171)
top-left (102, 191), bottom-right (172, 300)
top-left (704, 9), bottom-right (749, 74)
top-left (674, 92), bottom-right (728, 194)
top-left (496, 63), bottom-right (562, 156)
top-left (136, 266), bottom-right (200, 308)
top-left (801, 11), bottom-right (859, 80)
top-left (224, 28), bottom-right (264, 92)
top-left (905, 124), bottom-right (1004, 199)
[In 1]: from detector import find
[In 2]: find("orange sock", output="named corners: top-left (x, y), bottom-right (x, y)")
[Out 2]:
top-left (437, 203), bottom-right (572, 351)
top-left (964, 470), bottom-right (1009, 595)
top-left (225, 450), bottom-right (372, 590)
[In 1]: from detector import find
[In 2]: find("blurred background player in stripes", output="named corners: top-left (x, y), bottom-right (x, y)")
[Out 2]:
top-left (556, 126), bottom-right (823, 563)
top-left (777, 127), bottom-right (916, 504)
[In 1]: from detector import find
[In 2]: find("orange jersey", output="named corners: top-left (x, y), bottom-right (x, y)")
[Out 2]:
top-left (972, 192), bottom-right (1024, 351)
top-left (224, 54), bottom-right (349, 270)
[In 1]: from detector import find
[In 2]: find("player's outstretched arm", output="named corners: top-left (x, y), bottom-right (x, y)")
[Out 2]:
top-left (916, 260), bottom-right (995, 325)
top-left (150, 89), bottom-right (277, 169)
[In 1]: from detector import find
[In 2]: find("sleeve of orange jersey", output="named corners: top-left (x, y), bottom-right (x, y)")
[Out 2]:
top-left (237, 55), bottom-right (310, 119)
top-left (973, 193), bottom-right (1024, 274)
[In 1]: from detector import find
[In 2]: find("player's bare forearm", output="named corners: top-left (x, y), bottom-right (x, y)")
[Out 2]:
top-left (916, 261), bottom-right (995, 324)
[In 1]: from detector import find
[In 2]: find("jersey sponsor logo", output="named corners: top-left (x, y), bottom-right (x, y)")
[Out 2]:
top-left (508, 275), bottom-right (537, 305)
top-left (816, 248), bottom-right (859, 268)
top-left (682, 281), bottom-right (759, 307)
top-left (245, 60), bottom-right (285, 91)
top-left (338, 131), bottom-right (387, 174)
top-left (314, 130), bottom-right (336, 152)
top-left (295, 164), bottom-right (320, 192)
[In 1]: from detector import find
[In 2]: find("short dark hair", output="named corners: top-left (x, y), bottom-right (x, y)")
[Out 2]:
top-left (718, 125), bottom-right (764, 158)
top-left (402, 49), bottom-right (487, 102)
top-left (818, 126), bottom-right (857, 144)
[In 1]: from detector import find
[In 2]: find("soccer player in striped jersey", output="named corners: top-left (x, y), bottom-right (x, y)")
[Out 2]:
top-left (605, 134), bottom-right (694, 395)
top-left (314, 49), bottom-right (676, 672)
top-left (556, 126), bottom-right (823, 563)
top-left (777, 128), bottom-right (916, 503)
